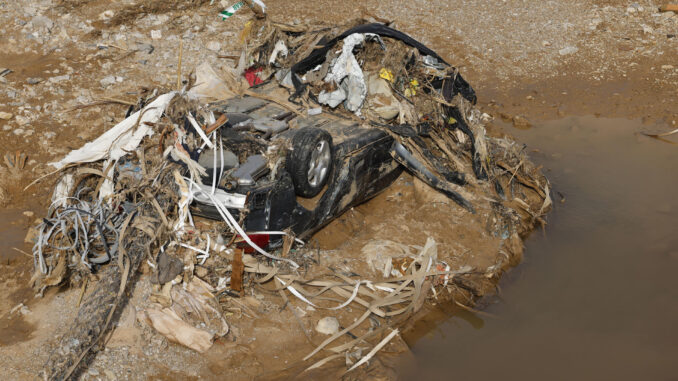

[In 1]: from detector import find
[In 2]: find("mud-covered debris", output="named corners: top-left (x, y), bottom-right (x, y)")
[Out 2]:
top-left (29, 13), bottom-right (551, 378)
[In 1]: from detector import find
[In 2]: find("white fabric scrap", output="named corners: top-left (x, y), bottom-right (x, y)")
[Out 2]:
top-left (50, 92), bottom-right (176, 169)
top-left (322, 33), bottom-right (368, 114)
top-left (269, 40), bottom-right (288, 65)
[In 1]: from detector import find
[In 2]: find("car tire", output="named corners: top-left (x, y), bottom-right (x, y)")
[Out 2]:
top-left (287, 127), bottom-right (333, 198)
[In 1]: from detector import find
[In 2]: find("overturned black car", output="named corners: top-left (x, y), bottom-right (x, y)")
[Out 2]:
top-left (189, 23), bottom-right (480, 244)
top-left (191, 95), bottom-right (402, 240)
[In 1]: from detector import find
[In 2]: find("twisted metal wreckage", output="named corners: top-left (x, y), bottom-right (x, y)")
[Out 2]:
top-left (29, 16), bottom-right (551, 380)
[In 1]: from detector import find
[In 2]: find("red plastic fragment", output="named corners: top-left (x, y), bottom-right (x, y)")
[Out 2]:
top-left (244, 67), bottom-right (263, 86)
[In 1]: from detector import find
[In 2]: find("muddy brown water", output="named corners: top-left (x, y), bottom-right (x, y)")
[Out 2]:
top-left (407, 116), bottom-right (678, 380)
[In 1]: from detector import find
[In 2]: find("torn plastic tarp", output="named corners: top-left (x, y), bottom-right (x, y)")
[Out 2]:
top-left (50, 92), bottom-right (176, 169)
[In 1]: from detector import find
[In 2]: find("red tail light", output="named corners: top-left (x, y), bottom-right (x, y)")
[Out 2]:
top-left (235, 233), bottom-right (270, 253)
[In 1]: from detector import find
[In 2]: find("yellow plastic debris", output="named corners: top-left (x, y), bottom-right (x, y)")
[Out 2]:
top-left (379, 68), bottom-right (394, 82)
top-left (447, 117), bottom-right (457, 125)
top-left (239, 20), bottom-right (254, 44)
top-left (404, 79), bottom-right (419, 97)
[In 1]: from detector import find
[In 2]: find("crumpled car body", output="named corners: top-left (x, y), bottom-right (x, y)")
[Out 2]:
top-left (190, 94), bottom-right (402, 241)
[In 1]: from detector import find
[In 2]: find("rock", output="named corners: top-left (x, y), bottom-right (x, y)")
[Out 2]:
top-left (661, 65), bottom-right (674, 70)
top-left (100, 75), bottom-right (116, 87)
top-left (206, 41), bottom-right (221, 52)
top-left (316, 317), bottom-right (340, 335)
top-left (48, 74), bottom-right (70, 84)
top-left (23, 211), bottom-right (34, 217)
top-left (629, 3), bottom-right (643, 12)
top-left (99, 10), bottom-right (114, 21)
top-left (0, 112), bottom-right (12, 120)
top-left (512, 115), bottom-right (532, 129)
top-left (641, 24), bottom-right (654, 34)
top-left (151, 30), bottom-right (162, 40)
top-left (558, 46), bottom-right (578, 56)
top-left (31, 15), bottom-right (53, 31)
top-left (136, 43), bottom-right (154, 54)
top-left (27, 77), bottom-right (43, 84)
top-left (589, 18), bottom-right (603, 30)
top-left (15, 116), bottom-right (29, 126)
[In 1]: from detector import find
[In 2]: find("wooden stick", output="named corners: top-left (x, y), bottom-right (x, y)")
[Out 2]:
top-left (230, 248), bottom-right (244, 293)
top-left (659, 4), bottom-right (678, 12)
top-left (205, 113), bottom-right (228, 135)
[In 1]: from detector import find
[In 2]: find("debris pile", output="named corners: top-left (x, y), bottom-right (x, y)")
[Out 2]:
top-left (28, 13), bottom-right (551, 379)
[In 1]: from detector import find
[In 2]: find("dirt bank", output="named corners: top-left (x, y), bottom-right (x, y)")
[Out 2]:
top-left (0, 0), bottom-right (675, 379)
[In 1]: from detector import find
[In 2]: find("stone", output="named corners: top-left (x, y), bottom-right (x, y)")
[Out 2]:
top-left (558, 46), bottom-right (578, 55)
top-left (15, 115), bottom-right (29, 126)
top-left (48, 74), bottom-right (70, 84)
top-left (512, 115), bottom-right (532, 129)
top-left (100, 75), bottom-right (116, 87)
top-left (136, 43), bottom-right (154, 54)
top-left (99, 10), bottom-right (114, 21)
top-left (31, 15), bottom-right (53, 31)
top-left (315, 317), bottom-right (340, 335)
top-left (206, 41), bottom-right (221, 52)
top-left (0, 112), bottom-right (12, 120)
top-left (661, 65), bottom-right (674, 70)
top-left (150, 30), bottom-right (162, 40)
top-left (27, 77), bottom-right (43, 84)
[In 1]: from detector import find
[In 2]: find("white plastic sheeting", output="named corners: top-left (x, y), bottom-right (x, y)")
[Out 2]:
top-left (320, 33), bottom-right (369, 114)
top-left (49, 92), bottom-right (177, 169)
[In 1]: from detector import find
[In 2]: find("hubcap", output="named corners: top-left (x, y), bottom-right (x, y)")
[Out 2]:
top-left (307, 140), bottom-right (330, 187)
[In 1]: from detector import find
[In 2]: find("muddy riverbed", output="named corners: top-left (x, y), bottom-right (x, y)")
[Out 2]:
top-left (407, 117), bottom-right (678, 380)
top-left (1, 0), bottom-right (677, 379)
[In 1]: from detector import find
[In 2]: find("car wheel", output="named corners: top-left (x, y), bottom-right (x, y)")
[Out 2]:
top-left (287, 127), bottom-right (333, 198)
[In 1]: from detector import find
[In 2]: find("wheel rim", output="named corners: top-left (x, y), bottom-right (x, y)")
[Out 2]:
top-left (307, 140), bottom-right (330, 187)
